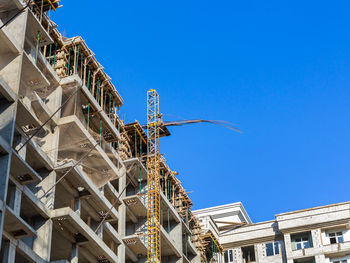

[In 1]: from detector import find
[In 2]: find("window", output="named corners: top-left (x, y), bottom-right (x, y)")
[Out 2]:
top-left (242, 245), bottom-right (255, 263)
top-left (266, 241), bottom-right (280, 256)
top-left (328, 232), bottom-right (344, 244)
top-left (333, 260), bottom-right (347, 263)
top-left (291, 232), bottom-right (313, 251)
top-left (224, 249), bottom-right (234, 263)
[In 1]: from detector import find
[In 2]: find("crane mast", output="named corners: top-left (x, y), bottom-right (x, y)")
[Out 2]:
top-left (147, 89), bottom-right (161, 263)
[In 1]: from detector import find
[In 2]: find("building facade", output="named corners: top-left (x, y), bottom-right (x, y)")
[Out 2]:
top-left (194, 202), bottom-right (350, 263)
top-left (0, 1), bottom-right (220, 262)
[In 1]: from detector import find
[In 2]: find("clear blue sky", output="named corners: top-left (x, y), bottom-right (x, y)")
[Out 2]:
top-left (52, 1), bottom-right (350, 222)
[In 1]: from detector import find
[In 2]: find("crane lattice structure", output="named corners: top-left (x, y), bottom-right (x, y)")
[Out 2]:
top-left (147, 89), bottom-right (161, 263)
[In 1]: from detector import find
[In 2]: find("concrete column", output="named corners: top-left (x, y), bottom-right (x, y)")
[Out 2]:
top-left (117, 174), bottom-right (126, 263)
top-left (280, 239), bottom-right (288, 263)
top-left (234, 247), bottom-right (243, 263)
top-left (35, 171), bottom-right (56, 210)
top-left (0, 101), bottom-right (17, 145)
top-left (32, 218), bottom-right (53, 261)
top-left (8, 186), bottom-right (21, 215)
top-left (96, 223), bottom-right (103, 239)
top-left (1, 240), bottom-right (16, 263)
top-left (284, 233), bottom-right (292, 259)
top-left (71, 243), bottom-right (78, 263)
top-left (315, 254), bottom-right (327, 263)
top-left (14, 135), bottom-right (27, 160)
top-left (73, 197), bottom-right (81, 217)
top-left (311, 229), bottom-right (322, 249)
top-left (0, 154), bottom-right (12, 249)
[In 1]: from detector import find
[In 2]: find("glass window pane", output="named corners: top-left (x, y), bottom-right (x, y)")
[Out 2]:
top-left (229, 250), bottom-right (233, 262)
top-left (303, 241), bottom-right (310, 248)
top-left (336, 232), bottom-right (342, 236)
top-left (274, 242), bottom-right (280, 255)
top-left (338, 236), bottom-right (344, 243)
top-left (330, 237), bottom-right (337, 244)
top-left (266, 243), bottom-right (274, 256)
top-left (224, 251), bottom-right (228, 263)
top-left (329, 233), bottom-right (335, 237)
top-left (296, 243), bottom-right (302, 250)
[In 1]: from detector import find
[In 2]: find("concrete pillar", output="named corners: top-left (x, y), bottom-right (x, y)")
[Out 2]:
top-left (311, 229), bottom-right (322, 249)
top-left (0, 101), bottom-right (17, 144)
top-left (0, 154), bottom-right (11, 203)
top-left (0, 154), bottom-right (12, 249)
top-left (8, 186), bottom-right (21, 215)
top-left (314, 254), bottom-right (327, 263)
top-left (71, 243), bottom-right (78, 263)
top-left (14, 135), bottom-right (27, 160)
top-left (73, 197), bottom-right (81, 216)
top-left (96, 223), bottom-right (103, 239)
top-left (280, 239), bottom-right (288, 263)
top-left (2, 240), bottom-right (16, 263)
top-left (117, 174), bottom-right (126, 263)
top-left (33, 218), bottom-right (53, 261)
top-left (234, 247), bottom-right (243, 263)
top-left (284, 233), bottom-right (292, 259)
top-left (35, 171), bottom-right (56, 210)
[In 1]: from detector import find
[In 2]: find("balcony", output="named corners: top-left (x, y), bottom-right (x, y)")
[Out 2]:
top-left (11, 148), bottom-right (42, 185)
top-left (123, 194), bottom-right (147, 219)
top-left (323, 241), bottom-right (350, 256)
top-left (57, 114), bottom-right (124, 188)
top-left (55, 163), bottom-right (119, 223)
top-left (123, 225), bottom-right (182, 259)
top-left (4, 205), bottom-right (36, 239)
top-left (50, 207), bottom-right (118, 263)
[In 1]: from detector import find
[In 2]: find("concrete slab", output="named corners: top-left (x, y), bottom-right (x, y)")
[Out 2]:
top-left (104, 222), bottom-right (122, 245)
top-left (80, 80), bottom-right (121, 140)
top-left (104, 182), bottom-right (122, 205)
top-left (58, 115), bottom-right (122, 186)
top-left (0, 26), bottom-right (21, 55)
top-left (26, 9), bottom-right (53, 47)
top-left (22, 52), bottom-right (50, 91)
top-left (0, 133), bottom-right (11, 155)
top-left (185, 238), bottom-right (198, 256)
top-left (10, 176), bottom-right (50, 219)
top-left (50, 207), bottom-right (118, 263)
top-left (11, 149), bottom-right (42, 184)
top-left (0, 0), bottom-right (23, 12)
top-left (55, 163), bottom-right (119, 222)
top-left (160, 191), bottom-right (181, 223)
top-left (124, 157), bottom-right (147, 181)
top-left (125, 243), bottom-right (138, 262)
top-left (3, 230), bottom-right (46, 263)
top-left (0, 76), bottom-right (16, 102)
top-left (4, 206), bottom-right (36, 239)
top-left (31, 91), bottom-right (58, 126)
top-left (183, 254), bottom-right (190, 263)
top-left (16, 96), bottom-right (42, 129)
top-left (122, 234), bottom-right (147, 256)
top-left (161, 226), bottom-right (182, 257)
top-left (123, 194), bottom-right (147, 218)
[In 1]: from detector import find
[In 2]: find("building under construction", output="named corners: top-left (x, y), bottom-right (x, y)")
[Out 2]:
top-left (1, 1), bottom-right (349, 263)
top-left (0, 1), bottom-right (221, 262)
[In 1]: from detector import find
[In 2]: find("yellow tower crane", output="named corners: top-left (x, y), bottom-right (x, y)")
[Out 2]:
top-left (146, 89), bottom-right (241, 263)
top-left (146, 89), bottom-right (161, 263)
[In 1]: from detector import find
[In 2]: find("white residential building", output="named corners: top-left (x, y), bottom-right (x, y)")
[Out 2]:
top-left (194, 201), bottom-right (350, 263)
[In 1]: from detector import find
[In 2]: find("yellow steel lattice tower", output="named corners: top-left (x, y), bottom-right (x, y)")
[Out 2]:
top-left (147, 89), bottom-right (161, 263)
